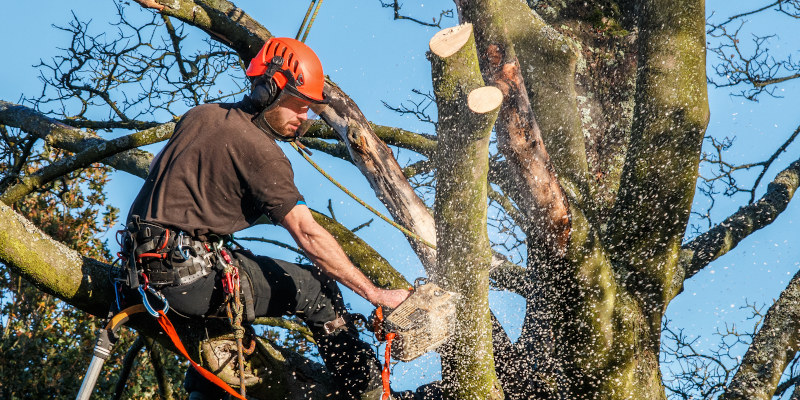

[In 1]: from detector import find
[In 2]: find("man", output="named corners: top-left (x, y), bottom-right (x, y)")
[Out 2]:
top-left (125, 37), bottom-right (411, 399)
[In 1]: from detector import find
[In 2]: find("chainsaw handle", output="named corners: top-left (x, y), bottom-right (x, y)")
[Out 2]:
top-left (413, 277), bottom-right (428, 288)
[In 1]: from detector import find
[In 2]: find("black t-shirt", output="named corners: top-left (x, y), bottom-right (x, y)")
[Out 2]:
top-left (127, 101), bottom-right (304, 239)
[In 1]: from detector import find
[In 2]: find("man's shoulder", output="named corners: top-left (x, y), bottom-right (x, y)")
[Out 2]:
top-left (182, 102), bottom-right (252, 123)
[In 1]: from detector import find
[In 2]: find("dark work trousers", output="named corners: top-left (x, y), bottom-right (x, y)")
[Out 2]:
top-left (167, 248), bottom-right (380, 399)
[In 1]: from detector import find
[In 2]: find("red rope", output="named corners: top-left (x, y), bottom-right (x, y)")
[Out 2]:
top-left (136, 252), bottom-right (166, 261)
top-left (157, 229), bottom-right (169, 251)
top-left (155, 310), bottom-right (246, 400)
top-left (382, 332), bottom-right (396, 400)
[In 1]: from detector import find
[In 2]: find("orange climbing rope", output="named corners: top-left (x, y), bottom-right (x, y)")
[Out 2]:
top-left (154, 309), bottom-right (247, 400)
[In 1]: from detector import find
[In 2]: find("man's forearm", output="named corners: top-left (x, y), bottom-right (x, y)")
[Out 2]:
top-left (297, 226), bottom-right (380, 302)
top-left (281, 204), bottom-right (411, 308)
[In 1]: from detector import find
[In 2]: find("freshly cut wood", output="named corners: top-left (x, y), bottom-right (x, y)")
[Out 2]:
top-left (468, 86), bottom-right (503, 114)
top-left (429, 23), bottom-right (473, 58)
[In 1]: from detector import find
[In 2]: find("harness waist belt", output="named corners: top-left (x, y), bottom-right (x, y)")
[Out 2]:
top-left (125, 220), bottom-right (217, 287)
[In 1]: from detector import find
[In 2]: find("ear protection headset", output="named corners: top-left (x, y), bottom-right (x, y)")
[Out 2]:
top-left (247, 57), bottom-right (284, 111)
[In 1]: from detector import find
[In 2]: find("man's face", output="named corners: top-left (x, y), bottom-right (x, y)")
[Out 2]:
top-left (262, 94), bottom-right (312, 138)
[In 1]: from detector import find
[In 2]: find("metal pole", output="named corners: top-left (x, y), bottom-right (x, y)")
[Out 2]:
top-left (75, 328), bottom-right (114, 400)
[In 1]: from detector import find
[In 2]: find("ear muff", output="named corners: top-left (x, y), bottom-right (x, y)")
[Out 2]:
top-left (248, 76), bottom-right (280, 111)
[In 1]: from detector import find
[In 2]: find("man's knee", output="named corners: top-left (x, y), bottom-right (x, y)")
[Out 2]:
top-left (291, 263), bottom-right (347, 329)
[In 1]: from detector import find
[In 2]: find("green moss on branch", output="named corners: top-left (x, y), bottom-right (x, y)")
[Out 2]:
top-left (312, 210), bottom-right (410, 290)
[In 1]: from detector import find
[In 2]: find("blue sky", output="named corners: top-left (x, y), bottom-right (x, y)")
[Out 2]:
top-left (1, 0), bottom-right (798, 394)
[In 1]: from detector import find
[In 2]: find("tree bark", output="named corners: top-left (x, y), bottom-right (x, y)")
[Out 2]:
top-left (606, 0), bottom-right (710, 340)
top-left (430, 23), bottom-right (504, 400)
top-left (456, 0), bottom-right (571, 260)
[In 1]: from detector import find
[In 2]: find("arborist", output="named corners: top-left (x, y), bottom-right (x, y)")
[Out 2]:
top-left (122, 37), bottom-right (413, 399)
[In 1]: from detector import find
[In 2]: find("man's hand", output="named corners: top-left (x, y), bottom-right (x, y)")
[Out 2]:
top-left (370, 288), bottom-right (412, 309)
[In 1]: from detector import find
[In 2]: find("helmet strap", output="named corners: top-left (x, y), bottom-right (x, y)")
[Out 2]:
top-left (252, 107), bottom-right (300, 143)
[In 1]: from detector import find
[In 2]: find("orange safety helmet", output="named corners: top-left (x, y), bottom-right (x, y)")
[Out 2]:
top-left (246, 37), bottom-right (327, 104)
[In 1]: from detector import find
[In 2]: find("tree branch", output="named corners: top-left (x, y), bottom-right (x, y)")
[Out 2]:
top-left (713, 0), bottom-right (796, 27)
top-left (0, 123), bottom-right (173, 204)
top-left (297, 137), bottom-right (352, 162)
top-left (236, 237), bottom-right (305, 256)
top-left (430, 22), bottom-right (504, 399)
top-left (749, 125), bottom-right (800, 203)
top-left (312, 210), bottom-right (411, 290)
top-left (58, 119), bottom-right (163, 131)
top-left (0, 101), bottom-right (158, 178)
top-left (403, 159), bottom-right (434, 178)
top-left (320, 84), bottom-right (439, 269)
top-left (144, 336), bottom-right (175, 400)
top-left (606, 0), bottom-right (709, 307)
top-left (488, 253), bottom-right (527, 295)
top-left (678, 158), bottom-right (800, 285)
top-left (113, 335), bottom-right (146, 400)
top-left (303, 120), bottom-right (438, 157)
top-left (487, 185), bottom-right (525, 230)
top-left (379, 0), bottom-right (454, 27)
top-left (720, 269), bottom-right (800, 400)
top-left (132, 0), bottom-right (270, 62)
top-left (254, 317), bottom-right (316, 345)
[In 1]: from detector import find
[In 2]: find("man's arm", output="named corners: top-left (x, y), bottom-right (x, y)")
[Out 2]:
top-left (280, 204), bottom-right (411, 309)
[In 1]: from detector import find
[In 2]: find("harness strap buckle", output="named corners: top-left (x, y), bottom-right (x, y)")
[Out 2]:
top-left (322, 315), bottom-right (347, 335)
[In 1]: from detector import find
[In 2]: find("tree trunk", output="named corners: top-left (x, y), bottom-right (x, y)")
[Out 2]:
top-left (431, 23), bottom-right (504, 400)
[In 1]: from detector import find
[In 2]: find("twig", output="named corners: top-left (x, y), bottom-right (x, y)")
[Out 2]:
top-left (749, 124), bottom-right (800, 203)
top-left (378, 0), bottom-right (453, 27)
top-left (253, 317), bottom-right (316, 345)
top-left (351, 218), bottom-right (373, 233)
top-left (327, 198), bottom-right (337, 221)
top-left (235, 236), bottom-right (305, 256)
top-left (0, 123), bottom-right (173, 204)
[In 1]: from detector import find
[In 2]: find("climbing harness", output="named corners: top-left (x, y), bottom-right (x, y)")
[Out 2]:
top-left (77, 270), bottom-right (250, 400)
top-left (79, 218), bottom-right (257, 399)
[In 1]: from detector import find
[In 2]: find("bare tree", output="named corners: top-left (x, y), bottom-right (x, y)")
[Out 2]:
top-left (1, 0), bottom-right (798, 399)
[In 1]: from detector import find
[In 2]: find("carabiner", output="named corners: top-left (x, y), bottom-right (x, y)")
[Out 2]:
top-left (176, 232), bottom-right (192, 261)
top-left (139, 285), bottom-right (170, 317)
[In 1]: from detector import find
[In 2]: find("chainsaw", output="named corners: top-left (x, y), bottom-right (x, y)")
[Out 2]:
top-left (370, 278), bottom-right (459, 361)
